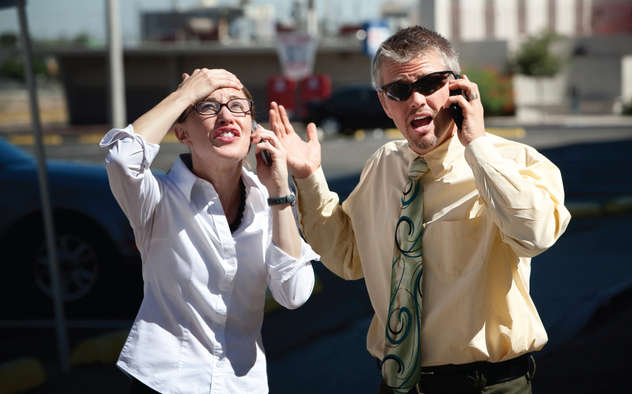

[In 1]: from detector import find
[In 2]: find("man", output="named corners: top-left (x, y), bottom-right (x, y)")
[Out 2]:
top-left (270, 26), bottom-right (571, 394)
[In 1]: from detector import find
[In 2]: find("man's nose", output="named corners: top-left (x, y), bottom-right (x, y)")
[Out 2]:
top-left (409, 89), bottom-right (428, 108)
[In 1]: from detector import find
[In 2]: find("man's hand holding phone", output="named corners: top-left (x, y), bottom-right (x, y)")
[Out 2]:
top-left (446, 74), bottom-right (486, 146)
top-left (448, 75), bottom-right (464, 130)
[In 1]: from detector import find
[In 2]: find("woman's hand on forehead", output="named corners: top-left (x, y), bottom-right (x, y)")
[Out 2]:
top-left (178, 68), bottom-right (243, 105)
top-left (203, 90), bottom-right (246, 103)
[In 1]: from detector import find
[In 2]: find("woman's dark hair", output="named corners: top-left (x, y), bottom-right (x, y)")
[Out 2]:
top-left (176, 85), bottom-right (255, 124)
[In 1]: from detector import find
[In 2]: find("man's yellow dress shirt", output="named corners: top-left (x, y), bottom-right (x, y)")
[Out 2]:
top-left (294, 132), bottom-right (571, 367)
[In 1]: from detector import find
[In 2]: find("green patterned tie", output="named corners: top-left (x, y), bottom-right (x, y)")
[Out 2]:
top-left (382, 157), bottom-right (429, 393)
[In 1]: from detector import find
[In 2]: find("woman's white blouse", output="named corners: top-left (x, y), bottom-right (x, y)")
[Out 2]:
top-left (99, 126), bottom-right (318, 394)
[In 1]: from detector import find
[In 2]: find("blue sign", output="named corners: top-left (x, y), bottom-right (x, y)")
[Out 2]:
top-left (363, 20), bottom-right (391, 57)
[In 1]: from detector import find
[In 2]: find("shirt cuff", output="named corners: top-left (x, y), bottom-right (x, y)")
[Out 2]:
top-left (99, 124), bottom-right (161, 171)
top-left (266, 240), bottom-right (320, 283)
top-left (293, 166), bottom-right (330, 207)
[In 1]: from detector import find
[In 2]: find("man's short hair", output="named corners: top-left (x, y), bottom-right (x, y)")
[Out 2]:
top-left (176, 85), bottom-right (255, 124)
top-left (371, 26), bottom-right (461, 89)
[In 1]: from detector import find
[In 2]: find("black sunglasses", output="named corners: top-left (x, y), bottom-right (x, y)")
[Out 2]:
top-left (379, 70), bottom-right (458, 102)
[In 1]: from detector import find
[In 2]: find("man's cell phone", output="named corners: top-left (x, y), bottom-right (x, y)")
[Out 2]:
top-left (449, 74), bottom-right (464, 130)
top-left (252, 120), bottom-right (272, 166)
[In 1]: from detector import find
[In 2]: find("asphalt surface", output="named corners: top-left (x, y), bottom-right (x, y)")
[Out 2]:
top-left (1, 119), bottom-right (632, 393)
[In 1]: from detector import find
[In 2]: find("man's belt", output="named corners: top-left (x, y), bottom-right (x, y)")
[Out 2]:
top-left (417, 353), bottom-right (534, 392)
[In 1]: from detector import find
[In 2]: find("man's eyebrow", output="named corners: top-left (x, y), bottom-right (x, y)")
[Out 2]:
top-left (383, 77), bottom-right (411, 86)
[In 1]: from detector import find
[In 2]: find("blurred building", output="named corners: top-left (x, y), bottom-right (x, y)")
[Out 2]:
top-left (427, 0), bottom-right (593, 46)
top-left (48, 0), bottom-right (631, 125)
top-left (412, 0), bottom-right (632, 44)
top-left (140, 0), bottom-right (276, 43)
top-left (411, 0), bottom-right (632, 115)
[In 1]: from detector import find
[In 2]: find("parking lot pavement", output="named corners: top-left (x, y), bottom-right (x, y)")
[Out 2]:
top-left (3, 201), bottom-right (631, 393)
top-left (534, 285), bottom-right (632, 394)
top-left (1, 120), bottom-right (631, 393)
top-left (0, 326), bottom-right (131, 393)
top-left (11, 284), bottom-right (632, 394)
top-left (264, 211), bottom-right (632, 394)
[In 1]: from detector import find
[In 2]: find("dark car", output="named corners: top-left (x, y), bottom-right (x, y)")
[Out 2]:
top-left (304, 84), bottom-right (394, 135)
top-left (0, 137), bottom-right (141, 320)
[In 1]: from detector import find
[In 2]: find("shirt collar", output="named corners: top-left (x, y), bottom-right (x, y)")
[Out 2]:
top-left (406, 131), bottom-right (464, 178)
top-left (168, 153), bottom-right (261, 201)
top-left (168, 154), bottom-right (198, 201)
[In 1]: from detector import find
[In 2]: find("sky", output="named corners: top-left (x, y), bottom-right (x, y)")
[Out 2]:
top-left (0, 0), bottom-right (386, 44)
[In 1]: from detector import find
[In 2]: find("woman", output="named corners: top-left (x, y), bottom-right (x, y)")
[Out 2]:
top-left (99, 68), bottom-right (318, 393)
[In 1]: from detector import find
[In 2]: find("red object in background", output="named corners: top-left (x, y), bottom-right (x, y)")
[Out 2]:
top-left (299, 74), bottom-right (332, 117)
top-left (592, 2), bottom-right (632, 35)
top-left (267, 75), bottom-right (297, 115)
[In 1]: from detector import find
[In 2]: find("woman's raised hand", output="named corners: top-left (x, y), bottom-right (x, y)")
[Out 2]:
top-left (178, 68), bottom-right (243, 105)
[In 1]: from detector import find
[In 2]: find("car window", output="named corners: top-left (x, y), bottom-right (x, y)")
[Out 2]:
top-left (330, 87), bottom-right (373, 111)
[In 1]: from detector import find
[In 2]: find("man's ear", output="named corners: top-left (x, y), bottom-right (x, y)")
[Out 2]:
top-left (377, 91), bottom-right (394, 120)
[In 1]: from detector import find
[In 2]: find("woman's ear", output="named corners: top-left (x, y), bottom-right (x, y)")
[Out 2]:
top-left (173, 124), bottom-right (190, 145)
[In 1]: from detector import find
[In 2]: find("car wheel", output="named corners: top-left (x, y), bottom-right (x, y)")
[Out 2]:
top-left (33, 232), bottom-right (99, 302)
top-left (2, 214), bottom-right (140, 320)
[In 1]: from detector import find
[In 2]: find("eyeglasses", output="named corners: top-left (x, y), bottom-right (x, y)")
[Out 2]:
top-left (379, 70), bottom-right (457, 102)
top-left (194, 98), bottom-right (253, 116)
top-left (179, 98), bottom-right (252, 122)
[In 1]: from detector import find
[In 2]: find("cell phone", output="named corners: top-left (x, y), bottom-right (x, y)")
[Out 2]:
top-left (449, 74), bottom-right (464, 130)
top-left (260, 149), bottom-right (272, 166)
top-left (252, 120), bottom-right (272, 166)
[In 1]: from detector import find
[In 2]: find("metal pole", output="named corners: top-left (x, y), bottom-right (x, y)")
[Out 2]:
top-left (306, 0), bottom-right (318, 37)
top-left (107, 0), bottom-right (126, 128)
top-left (419, 0), bottom-right (436, 30)
top-left (16, 0), bottom-right (69, 372)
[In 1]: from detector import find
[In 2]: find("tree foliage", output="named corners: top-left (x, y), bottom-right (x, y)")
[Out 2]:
top-left (0, 32), bottom-right (18, 48)
top-left (510, 32), bottom-right (563, 77)
top-left (464, 67), bottom-right (515, 116)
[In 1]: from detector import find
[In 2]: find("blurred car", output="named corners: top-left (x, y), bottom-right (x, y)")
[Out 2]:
top-left (0, 137), bottom-right (141, 320)
top-left (303, 84), bottom-right (394, 135)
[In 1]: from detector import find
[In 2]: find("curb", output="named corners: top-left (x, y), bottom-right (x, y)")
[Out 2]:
top-left (351, 127), bottom-right (527, 141)
top-left (0, 275), bottom-right (325, 393)
top-left (0, 358), bottom-right (46, 394)
top-left (0, 132), bottom-right (182, 146)
top-left (69, 330), bottom-right (129, 367)
top-left (0, 331), bottom-right (128, 394)
top-left (567, 196), bottom-right (632, 218)
top-left (0, 126), bottom-right (531, 146)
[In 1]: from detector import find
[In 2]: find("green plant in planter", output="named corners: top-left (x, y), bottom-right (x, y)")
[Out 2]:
top-left (463, 67), bottom-right (515, 116)
top-left (509, 32), bottom-right (563, 77)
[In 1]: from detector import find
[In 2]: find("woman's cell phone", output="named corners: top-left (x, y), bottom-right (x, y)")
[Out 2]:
top-left (252, 120), bottom-right (272, 166)
top-left (449, 74), bottom-right (464, 130)
top-left (260, 149), bottom-right (272, 166)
